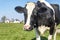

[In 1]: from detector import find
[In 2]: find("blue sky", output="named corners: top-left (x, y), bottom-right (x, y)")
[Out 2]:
top-left (0, 0), bottom-right (60, 21)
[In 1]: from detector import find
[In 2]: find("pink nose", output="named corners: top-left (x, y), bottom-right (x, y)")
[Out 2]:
top-left (24, 25), bottom-right (30, 30)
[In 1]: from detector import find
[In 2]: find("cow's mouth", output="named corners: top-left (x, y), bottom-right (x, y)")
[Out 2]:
top-left (23, 25), bottom-right (33, 31)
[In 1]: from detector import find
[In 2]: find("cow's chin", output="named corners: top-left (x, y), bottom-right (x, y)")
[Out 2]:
top-left (23, 26), bottom-right (33, 31)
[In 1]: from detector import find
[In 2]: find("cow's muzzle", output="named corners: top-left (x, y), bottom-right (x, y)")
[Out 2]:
top-left (23, 25), bottom-right (33, 31)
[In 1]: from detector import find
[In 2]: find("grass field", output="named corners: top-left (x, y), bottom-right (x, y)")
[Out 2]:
top-left (0, 23), bottom-right (60, 40)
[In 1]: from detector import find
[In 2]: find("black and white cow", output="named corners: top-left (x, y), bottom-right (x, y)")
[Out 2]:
top-left (15, 0), bottom-right (60, 40)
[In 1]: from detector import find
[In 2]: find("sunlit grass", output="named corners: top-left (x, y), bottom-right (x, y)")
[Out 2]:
top-left (0, 23), bottom-right (60, 40)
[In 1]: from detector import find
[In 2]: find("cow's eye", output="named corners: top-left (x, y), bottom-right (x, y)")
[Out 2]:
top-left (31, 15), bottom-right (34, 17)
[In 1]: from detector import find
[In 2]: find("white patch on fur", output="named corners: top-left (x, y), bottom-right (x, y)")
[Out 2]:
top-left (38, 0), bottom-right (45, 2)
top-left (25, 2), bottom-right (35, 25)
top-left (48, 35), bottom-right (52, 40)
top-left (34, 28), bottom-right (41, 40)
top-left (38, 25), bottom-right (50, 35)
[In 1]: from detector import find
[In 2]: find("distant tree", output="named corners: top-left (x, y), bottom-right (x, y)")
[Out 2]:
top-left (20, 20), bottom-right (24, 24)
top-left (11, 18), bottom-right (14, 22)
top-left (1, 16), bottom-right (6, 23)
top-left (15, 19), bottom-right (20, 21)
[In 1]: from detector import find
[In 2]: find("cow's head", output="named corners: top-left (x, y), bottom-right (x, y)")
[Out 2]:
top-left (15, 2), bottom-right (36, 31)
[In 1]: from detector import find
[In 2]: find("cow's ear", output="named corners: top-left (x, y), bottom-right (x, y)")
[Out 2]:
top-left (15, 6), bottom-right (25, 13)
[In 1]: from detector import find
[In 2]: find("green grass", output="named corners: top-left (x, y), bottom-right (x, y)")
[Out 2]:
top-left (0, 23), bottom-right (60, 40)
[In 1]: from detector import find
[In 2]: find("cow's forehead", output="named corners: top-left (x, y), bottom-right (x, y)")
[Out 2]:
top-left (26, 2), bottom-right (35, 14)
top-left (24, 2), bottom-right (35, 25)
top-left (26, 2), bottom-right (35, 9)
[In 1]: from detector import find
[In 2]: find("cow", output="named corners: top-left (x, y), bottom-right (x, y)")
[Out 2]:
top-left (15, 1), bottom-right (60, 40)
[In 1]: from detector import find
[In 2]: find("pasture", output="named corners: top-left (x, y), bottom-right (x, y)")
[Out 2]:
top-left (0, 23), bottom-right (60, 40)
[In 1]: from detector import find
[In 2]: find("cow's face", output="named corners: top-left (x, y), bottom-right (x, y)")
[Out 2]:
top-left (15, 2), bottom-right (36, 31)
top-left (37, 7), bottom-right (53, 25)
